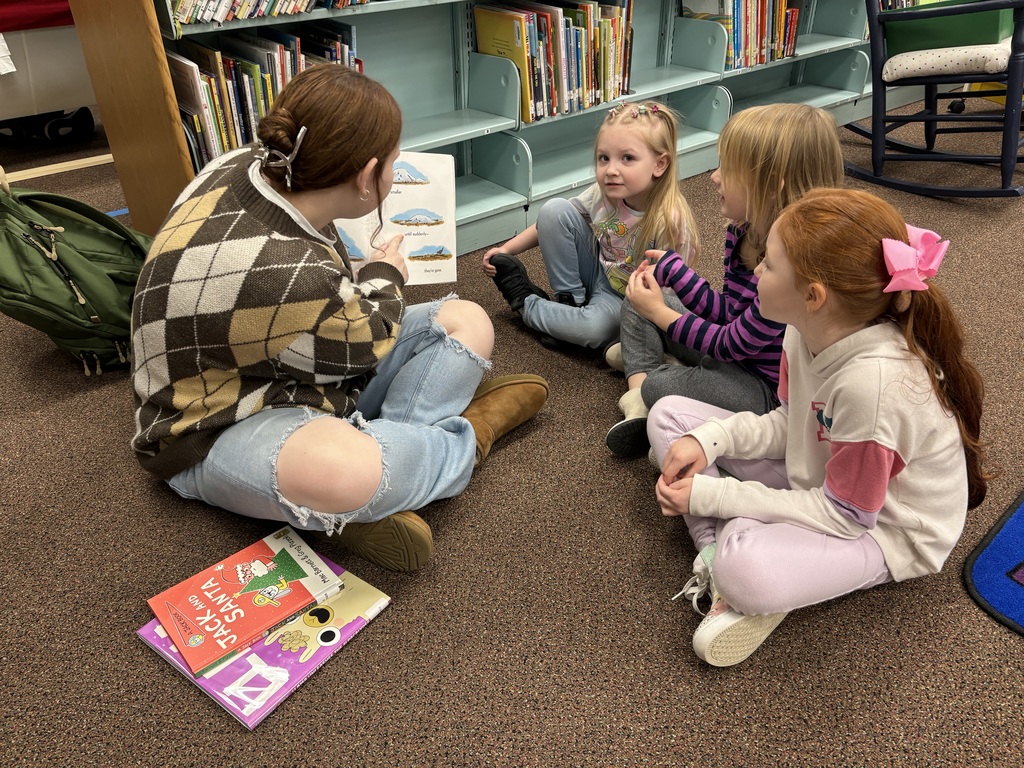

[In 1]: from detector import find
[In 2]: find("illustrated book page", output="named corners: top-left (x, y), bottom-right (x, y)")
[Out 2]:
top-left (334, 150), bottom-right (457, 286)
top-left (139, 557), bottom-right (390, 730)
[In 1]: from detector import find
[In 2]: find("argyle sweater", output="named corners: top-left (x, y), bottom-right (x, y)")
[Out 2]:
top-left (131, 147), bottom-right (406, 480)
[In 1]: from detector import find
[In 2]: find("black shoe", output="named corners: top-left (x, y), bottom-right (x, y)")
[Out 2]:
top-left (555, 291), bottom-right (586, 307)
top-left (490, 253), bottom-right (550, 313)
top-left (605, 417), bottom-right (650, 458)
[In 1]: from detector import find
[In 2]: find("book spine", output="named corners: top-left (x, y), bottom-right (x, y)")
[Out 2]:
top-left (526, 14), bottom-right (544, 122)
top-left (202, 74), bottom-right (231, 155)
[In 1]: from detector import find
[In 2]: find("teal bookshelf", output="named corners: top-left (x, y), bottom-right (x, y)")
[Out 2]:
top-left (69, 0), bottom-right (921, 249)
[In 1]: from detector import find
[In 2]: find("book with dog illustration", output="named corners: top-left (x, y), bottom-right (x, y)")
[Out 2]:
top-left (146, 525), bottom-right (344, 677)
top-left (139, 556), bottom-right (390, 730)
top-left (334, 150), bottom-right (457, 286)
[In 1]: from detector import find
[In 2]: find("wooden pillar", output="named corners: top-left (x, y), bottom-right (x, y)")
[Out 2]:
top-left (66, 0), bottom-right (194, 235)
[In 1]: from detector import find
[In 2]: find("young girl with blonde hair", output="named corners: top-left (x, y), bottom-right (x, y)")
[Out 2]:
top-left (606, 103), bottom-right (845, 458)
top-left (482, 101), bottom-right (699, 350)
top-left (648, 188), bottom-right (989, 667)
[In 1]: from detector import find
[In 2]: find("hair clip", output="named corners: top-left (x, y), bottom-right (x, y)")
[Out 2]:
top-left (630, 104), bottom-right (661, 119)
top-left (608, 106), bottom-right (621, 117)
top-left (260, 125), bottom-right (308, 191)
top-left (882, 224), bottom-right (948, 294)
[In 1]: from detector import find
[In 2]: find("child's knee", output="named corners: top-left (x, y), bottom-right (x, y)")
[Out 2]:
top-left (712, 537), bottom-right (789, 615)
top-left (648, 396), bottom-right (705, 436)
top-left (536, 197), bottom-right (578, 230)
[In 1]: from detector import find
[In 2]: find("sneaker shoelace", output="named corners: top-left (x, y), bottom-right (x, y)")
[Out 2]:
top-left (672, 570), bottom-right (712, 615)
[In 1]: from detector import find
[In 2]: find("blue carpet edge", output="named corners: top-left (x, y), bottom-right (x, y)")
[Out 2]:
top-left (962, 488), bottom-right (1024, 638)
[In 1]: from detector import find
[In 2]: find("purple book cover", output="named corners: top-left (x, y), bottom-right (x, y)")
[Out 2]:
top-left (138, 557), bottom-right (390, 730)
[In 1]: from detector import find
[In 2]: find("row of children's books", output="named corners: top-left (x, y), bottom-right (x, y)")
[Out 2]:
top-left (682, 0), bottom-right (803, 71)
top-left (877, 0), bottom-right (930, 9)
top-left (139, 525), bottom-right (391, 730)
top-left (473, 0), bottom-right (635, 124)
top-left (172, 0), bottom-right (368, 26)
top-left (166, 21), bottom-right (360, 172)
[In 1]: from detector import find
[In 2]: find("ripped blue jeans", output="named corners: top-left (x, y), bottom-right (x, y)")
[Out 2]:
top-left (167, 298), bottom-right (490, 534)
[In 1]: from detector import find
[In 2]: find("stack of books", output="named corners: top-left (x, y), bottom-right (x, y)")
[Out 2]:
top-left (681, 1), bottom-right (803, 71)
top-left (166, 18), bottom-right (362, 173)
top-left (138, 525), bottom-right (390, 730)
top-left (473, 1), bottom-right (635, 124)
top-left (172, 0), bottom-right (370, 26)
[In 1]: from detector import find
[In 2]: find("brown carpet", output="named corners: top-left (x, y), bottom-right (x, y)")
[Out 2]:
top-left (2, 108), bottom-right (1023, 766)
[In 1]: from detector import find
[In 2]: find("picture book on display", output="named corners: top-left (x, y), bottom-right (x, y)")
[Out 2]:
top-left (146, 526), bottom-right (344, 677)
top-left (139, 556), bottom-right (390, 730)
top-left (334, 150), bottom-right (457, 286)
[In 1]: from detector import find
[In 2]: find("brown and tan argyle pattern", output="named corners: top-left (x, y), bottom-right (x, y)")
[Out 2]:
top-left (130, 148), bottom-right (405, 480)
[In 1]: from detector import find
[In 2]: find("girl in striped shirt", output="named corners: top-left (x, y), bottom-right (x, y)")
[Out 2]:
top-left (605, 104), bottom-right (845, 459)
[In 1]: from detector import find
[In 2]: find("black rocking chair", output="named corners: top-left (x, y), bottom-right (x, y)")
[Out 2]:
top-left (846, 0), bottom-right (1024, 197)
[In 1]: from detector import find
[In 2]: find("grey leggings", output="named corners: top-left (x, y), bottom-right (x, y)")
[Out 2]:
top-left (619, 293), bottom-right (776, 415)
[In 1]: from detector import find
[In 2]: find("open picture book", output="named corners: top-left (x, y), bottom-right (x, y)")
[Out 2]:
top-left (334, 150), bottom-right (457, 285)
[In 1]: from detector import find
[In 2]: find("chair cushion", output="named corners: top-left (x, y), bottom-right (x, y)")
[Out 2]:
top-left (882, 37), bottom-right (1011, 81)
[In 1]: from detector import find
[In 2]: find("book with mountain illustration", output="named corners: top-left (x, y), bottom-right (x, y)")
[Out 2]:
top-left (334, 150), bottom-right (457, 285)
top-left (138, 556), bottom-right (391, 730)
top-left (146, 526), bottom-right (344, 677)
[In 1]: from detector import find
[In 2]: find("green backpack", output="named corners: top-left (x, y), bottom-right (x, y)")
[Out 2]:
top-left (0, 168), bottom-right (153, 376)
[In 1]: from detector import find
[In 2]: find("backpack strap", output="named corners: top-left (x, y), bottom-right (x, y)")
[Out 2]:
top-left (8, 189), bottom-right (151, 258)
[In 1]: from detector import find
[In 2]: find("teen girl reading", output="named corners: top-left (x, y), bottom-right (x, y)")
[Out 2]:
top-left (648, 188), bottom-right (989, 667)
top-left (606, 103), bottom-right (846, 458)
top-left (131, 65), bottom-right (550, 573)
top-left (481, 101), bottom-right (698, 351)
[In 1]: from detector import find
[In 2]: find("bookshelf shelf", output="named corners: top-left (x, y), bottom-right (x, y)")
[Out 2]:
top-left (792, 32), bottom-right (866, 57)
top-left (153, 0), bottom-right (466, 39)
top-left (68, 0), bottom-right (919, 252)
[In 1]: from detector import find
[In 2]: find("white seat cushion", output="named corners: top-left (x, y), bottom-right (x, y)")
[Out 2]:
top-left (882, 37), bottom-right (1012, 81)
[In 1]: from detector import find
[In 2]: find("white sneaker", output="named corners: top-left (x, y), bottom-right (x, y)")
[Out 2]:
top-left (672, 543), bottom-right (717, 614)
top-left (604, 342), bottom-right (624, 372)
top-left (692, 599), bottom-right (788, 667)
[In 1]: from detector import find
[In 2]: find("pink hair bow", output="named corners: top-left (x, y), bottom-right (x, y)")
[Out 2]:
top-left (881, 224), bottom-right (949, 293)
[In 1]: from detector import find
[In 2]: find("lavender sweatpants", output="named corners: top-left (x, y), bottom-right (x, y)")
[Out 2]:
top-left (648, 395), bottom-right (892, 615)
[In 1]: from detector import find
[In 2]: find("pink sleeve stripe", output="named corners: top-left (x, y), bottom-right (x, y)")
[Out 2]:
top-left (778, 351), bottom-right (789, 406)
top-left (823, 441), bottom-right (905, 527)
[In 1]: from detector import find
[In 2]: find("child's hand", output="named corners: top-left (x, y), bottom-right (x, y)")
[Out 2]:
top-left (481, 248), bottom-right (504, 277)
top-left (660, 435), bottom-right (707, 487)
top-left (655, 474), bottom-right (693, 517)
top-left (625, 263), bottom-right (666, 319)
top-left (644, 249), bottom-right (667, 266)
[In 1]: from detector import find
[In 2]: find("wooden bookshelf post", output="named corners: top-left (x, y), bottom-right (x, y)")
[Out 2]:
top-left (67, 0), bottom-right (194, 235)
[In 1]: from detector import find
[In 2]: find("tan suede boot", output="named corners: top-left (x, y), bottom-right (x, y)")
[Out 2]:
top-left (462, 373), bottom-right (550, 466)
top-left (334, 510), bottom-right (434, 572)
top-left (606, 387), bottom-right (651, 458)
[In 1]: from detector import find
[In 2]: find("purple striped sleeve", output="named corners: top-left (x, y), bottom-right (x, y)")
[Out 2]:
top-left (652, 227), bottom-right (786, 387)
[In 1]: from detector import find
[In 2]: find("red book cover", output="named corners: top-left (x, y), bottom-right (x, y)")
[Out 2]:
top-left (147, 526), bottom-right (343, 677)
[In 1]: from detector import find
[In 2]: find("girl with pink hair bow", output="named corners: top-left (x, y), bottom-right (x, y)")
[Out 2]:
top-left (647, 188), bottom-right (990, 668)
